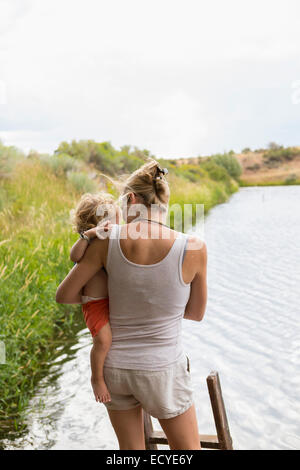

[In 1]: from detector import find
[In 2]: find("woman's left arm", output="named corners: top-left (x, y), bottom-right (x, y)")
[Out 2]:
top-left (56, 238), bottom-right (106, 304)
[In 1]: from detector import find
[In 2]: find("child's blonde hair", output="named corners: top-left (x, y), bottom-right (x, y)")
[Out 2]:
top-left (72, 192), bottom-right (117, 233)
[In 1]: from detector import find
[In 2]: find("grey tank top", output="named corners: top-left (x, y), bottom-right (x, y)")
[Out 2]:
top-left (104, 224), bottom-right (191, 370)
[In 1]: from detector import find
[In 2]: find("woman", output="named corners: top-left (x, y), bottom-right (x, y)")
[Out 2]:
top-left (56, 160), bottom-right (207, 450)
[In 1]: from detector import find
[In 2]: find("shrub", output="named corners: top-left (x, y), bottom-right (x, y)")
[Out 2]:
top-left (67, 171), bottom-right (97, 193)
top-left (174, 164), bottom-right (206, 183)
top-left (284, 174), bottom-right (297, 185)
top-left (263, 147), bottom-right (298, 166)
top-left (39, 153), bottom-right (80, 176)
top-left (200, 160), bottom-right (230, 182)
top-left (0, 141), bottom-right (25, 177)
top-left (55, 140), bottom-right (146, 175)
top-left (268, 142), bottom-right (283, 150)
top-left (210, 152), bottom-right (242, 180)
top-left (246, 163), bottom-right (260, 171)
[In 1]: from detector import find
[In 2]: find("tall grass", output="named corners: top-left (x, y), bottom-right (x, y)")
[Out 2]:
top-left (0, 160), bottom-right (83, 438)
top-left (169, 173), bottom-right (238, 229)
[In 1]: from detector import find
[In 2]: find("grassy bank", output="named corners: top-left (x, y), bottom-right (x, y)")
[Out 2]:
top-left (0, 141), bottom-right (238, 442)
top-left (168, 172), bottom-right (238, 227)
top-left (239, 179), bottom-right (300, 187)
top-left (0, 156), bottom-right (84, 441)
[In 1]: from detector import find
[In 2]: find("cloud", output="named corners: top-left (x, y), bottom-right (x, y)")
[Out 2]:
top-left (0, 0), bottom-right (32, 36)
top-left (1, 0), bottom-right (300, 156)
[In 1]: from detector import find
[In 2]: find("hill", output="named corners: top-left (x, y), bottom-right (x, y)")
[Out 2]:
top-left (172, 145), bottom-right (300, 186)
top-left (235, 146), bottom-right (300, 185)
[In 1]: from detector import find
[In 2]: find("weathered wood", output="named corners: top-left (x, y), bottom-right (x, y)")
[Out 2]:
top-left (143, 409), bottom-right (158, 450)
top-left (148, 430), bottom-right (219, 449)
top-left (206, 371), bottom-right (233, 450)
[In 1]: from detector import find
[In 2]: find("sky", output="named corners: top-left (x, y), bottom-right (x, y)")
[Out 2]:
top-left (0, 0), bottom-right (300, 158)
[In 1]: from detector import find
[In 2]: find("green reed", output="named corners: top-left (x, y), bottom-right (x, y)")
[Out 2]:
top-left (0, 160), bottom-right (85, 440)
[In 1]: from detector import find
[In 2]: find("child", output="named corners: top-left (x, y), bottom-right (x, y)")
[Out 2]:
top-left (70, 192), bottom-right (119, 404)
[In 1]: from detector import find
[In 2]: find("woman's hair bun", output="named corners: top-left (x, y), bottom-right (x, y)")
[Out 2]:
top-left (122, 159), bottom-right (170, 211)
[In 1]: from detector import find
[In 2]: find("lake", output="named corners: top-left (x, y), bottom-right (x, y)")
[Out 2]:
top-left (3, 185), bottom-right (300, 450)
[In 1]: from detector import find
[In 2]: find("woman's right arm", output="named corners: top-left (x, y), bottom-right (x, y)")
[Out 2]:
top-left (183, 241), bottom-right (207, 322)
top-left (57, 238), bottom-right (106, 304)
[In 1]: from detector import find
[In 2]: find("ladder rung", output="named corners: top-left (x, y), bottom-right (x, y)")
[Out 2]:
top-left (148, 431), bottom-right (220, 449)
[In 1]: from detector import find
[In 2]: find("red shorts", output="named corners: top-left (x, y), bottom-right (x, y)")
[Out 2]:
top-left (82, 298), bottom-right (109, 337)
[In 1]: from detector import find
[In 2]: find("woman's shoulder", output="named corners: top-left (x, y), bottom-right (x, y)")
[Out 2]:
top-left (180, 231), bottom-right (207, 256)
top-left (173, 229), bottom-right (205, 245)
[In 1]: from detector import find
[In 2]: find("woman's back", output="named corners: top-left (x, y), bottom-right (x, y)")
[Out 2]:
top-left (56, 159), bottom-right (207, 449)
top-left (104, 223), bottom-right (191, 370)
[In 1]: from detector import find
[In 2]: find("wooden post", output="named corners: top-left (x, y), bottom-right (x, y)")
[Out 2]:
top-left (143, 409), bottom-right (158, 450)
top-left (206, 371), bottom-right (233, 450)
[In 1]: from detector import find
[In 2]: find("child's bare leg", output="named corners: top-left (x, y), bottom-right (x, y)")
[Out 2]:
top-left (90, 322), bottom-right (112, 403)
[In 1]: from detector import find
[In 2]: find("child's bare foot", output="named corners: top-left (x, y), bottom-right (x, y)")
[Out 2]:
top-left (91, 377), bottom-right (111, 403)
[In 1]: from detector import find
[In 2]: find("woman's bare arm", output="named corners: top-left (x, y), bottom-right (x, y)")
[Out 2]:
top-left (57, 238), bottom-right (106, 304)
top-left (184, 241), bottom-right (207, 322)
top-left (70, 238), bottom-right (89, 263)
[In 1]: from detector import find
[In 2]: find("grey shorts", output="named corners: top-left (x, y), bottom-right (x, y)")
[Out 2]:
top-left (103, 354), bottom-right (194, 419)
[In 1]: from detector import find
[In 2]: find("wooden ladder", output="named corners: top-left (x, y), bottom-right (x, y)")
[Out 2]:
top-left (143, 371), bottom-right (233, 450)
